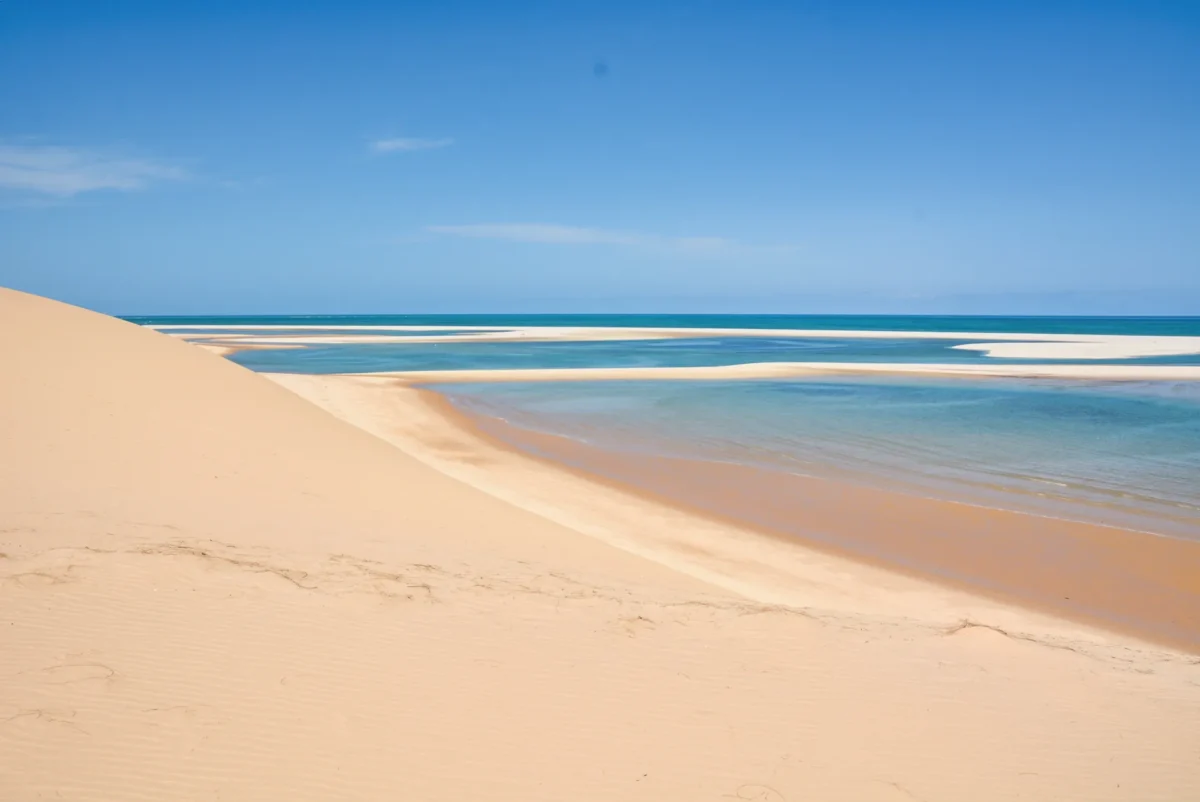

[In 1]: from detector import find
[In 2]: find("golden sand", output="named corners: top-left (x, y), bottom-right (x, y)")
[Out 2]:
top-left (3, 287), bottom-right (1199, 801)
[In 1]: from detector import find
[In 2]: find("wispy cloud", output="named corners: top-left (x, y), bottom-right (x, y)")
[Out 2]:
top-left (427, 223), bottom-right (738, 253)
top-left (371, 137), bottom-right (454, 153)
top-left (427, 223), bottom-right (641, 245)
top-left (0, 143), bottom-right (187, 197)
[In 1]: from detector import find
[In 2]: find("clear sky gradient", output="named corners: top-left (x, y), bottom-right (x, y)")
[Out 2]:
top-left (1, 0), bottom-right (1197, 314)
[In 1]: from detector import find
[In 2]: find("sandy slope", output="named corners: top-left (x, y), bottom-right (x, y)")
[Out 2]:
top-left (2, 287), bottom-right (1199, 801)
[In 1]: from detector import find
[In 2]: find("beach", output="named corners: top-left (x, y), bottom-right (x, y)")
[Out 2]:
top-left (421, 382), bottom-right (1200, 649)
top-left (4, 286), bottom-right (1200, 801)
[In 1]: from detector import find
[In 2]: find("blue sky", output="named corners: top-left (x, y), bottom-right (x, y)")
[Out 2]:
top-left (1, 0), bottom-right (1197, 314)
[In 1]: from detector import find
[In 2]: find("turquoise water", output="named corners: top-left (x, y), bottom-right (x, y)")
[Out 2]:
top-left (130, 314), bottom-right (1200, 538)
top-left (228, 336), bottom-right (999, 373)
top-left (438, 377), bottom-right (1200, 540)
top-left (128, 314), bottom-right (1200, 373)
top-left (228, 335), bottom-right (1200, 374)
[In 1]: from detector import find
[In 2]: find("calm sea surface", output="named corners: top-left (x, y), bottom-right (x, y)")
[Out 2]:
top-left (129, 314), bottom-right (1200, 539)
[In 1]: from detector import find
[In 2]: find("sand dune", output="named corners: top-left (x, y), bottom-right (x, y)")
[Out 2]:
top-left (3, 287), bottom-right (1199, 801)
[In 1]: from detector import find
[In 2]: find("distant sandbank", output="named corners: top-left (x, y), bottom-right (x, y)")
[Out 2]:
top-left (154, 323), bottom-right (1200, 361)
top-left (361, 361), bottom-right (1200, 382)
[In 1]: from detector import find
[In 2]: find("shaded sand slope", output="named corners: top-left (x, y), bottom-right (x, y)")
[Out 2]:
top-left (2, 288), bottom-right (1199, 801)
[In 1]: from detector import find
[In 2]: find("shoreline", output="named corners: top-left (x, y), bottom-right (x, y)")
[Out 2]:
top-left (425, 382), bottom-right (1200, 653)
top-left (266, 372), bottom-right (1200, 655)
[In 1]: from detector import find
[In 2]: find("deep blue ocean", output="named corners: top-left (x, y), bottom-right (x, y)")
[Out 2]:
top-left (128, 314), bottom-right (1200, 539)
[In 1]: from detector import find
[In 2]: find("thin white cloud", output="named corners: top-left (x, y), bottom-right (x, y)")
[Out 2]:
top-left (427, 223), bottom-right (641, 245)
top-left (672, 236), bottom-right (738, 252)
top-left (427, 223), bottom-right (738, 252)
top-left (0, 143), bottom-right (187, 197)
top-left (371, 137), bottom-right (454, 153)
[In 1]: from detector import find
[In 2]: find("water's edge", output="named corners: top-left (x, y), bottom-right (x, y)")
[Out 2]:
top-left (423, 385), bottom-right (1200, 652)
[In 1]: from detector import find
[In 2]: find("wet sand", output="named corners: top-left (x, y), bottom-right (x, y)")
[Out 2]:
top-left (432, 389), bottom-right (1200, 652)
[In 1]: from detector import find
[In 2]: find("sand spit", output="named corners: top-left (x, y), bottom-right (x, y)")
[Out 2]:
top-left (359, 360), bottom-right (1200, 383)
